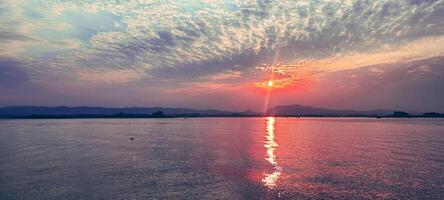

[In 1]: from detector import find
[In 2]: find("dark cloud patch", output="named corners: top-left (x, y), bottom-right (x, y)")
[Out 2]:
top-left (145, 30), bottom-right (176, 52)
top-left (0, 59), bottom-right (30, 87)
top-left (176, 26), bottom-right (201, 40)
top-left (123, 31), bottom-right (175, 53)
top-left (240, 0), bottom-right (272, 19)
top-left (379, 1), bottom-right (399, 18)
top-left (407, 0), bottom-right (437, 5)
top-left (425, 2), bottom-right (444, 24)
top-left (112, 31), bottom-right (178, 62)
top-left (149, 48), bottom-right (273, 80)
top-left (352, 1), bottom-right (363, 13)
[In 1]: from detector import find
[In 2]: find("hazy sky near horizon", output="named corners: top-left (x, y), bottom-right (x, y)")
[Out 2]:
top-left (1, 0), bottom-right (444, 112)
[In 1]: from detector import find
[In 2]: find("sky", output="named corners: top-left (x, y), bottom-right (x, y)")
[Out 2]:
top-left (1, 0), bottom-right (444, 112)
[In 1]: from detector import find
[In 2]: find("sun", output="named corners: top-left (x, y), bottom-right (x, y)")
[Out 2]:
top-left (267, 80), bottom-right (274, 87)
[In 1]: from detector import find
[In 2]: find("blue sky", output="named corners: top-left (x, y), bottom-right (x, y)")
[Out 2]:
top-left (1, 0), bottom-right (444, 112)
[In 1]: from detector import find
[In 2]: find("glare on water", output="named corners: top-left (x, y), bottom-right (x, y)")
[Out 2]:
top-left (262, 117), bottom-right (282, 188)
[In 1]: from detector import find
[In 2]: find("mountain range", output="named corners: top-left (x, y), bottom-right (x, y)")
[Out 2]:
top-left (0, 106), bottom-right (239, 116)
top-left (266, 104), bottom-right (396, 117)
top-left (0, 105), bottom-right (437, 118)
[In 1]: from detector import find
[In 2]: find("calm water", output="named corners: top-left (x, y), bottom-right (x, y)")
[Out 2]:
top-left (0, 118), bottom-right (443, 199)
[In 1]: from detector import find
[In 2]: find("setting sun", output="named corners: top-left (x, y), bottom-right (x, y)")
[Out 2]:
top-left (267, 80), bottom-right (274, 87)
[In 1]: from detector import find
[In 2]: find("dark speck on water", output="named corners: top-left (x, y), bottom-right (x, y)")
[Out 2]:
top-left (0, 118), bottom-right (443, 199)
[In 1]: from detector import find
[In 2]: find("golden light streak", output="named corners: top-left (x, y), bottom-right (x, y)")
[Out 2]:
top-left (262, 78), bottom-right (273, 113)
top-left (262, 117), bottom-right (282, 189)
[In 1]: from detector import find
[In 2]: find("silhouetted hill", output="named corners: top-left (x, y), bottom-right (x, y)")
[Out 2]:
top-left (391, 111), bottom-right (411, 118)
top-left (0, 105), bottom-right (441, 119)
top-left (267, 104), bottom-right (394, 117)
top-left (0, 106), bottom-right (248, 117)
top-left (422, 112), bottom-right (444, 118)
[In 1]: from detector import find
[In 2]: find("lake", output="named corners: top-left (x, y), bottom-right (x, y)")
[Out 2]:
top-left (0, 118), bottom-right (443, 199)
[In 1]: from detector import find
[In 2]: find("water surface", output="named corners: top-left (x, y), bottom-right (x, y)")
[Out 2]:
top-left (1, 118), bottom-right (443, 199)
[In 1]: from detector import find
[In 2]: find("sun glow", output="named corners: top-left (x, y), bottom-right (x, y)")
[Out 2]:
top-left (255, 78), bottom-right (294, 89)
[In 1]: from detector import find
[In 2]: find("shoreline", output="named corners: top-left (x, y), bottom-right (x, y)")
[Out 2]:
top-left (1, 115), bottom-right (443, 119)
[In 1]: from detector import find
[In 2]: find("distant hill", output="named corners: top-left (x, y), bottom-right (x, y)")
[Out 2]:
top-left (0, 105), bottom-right (440, 118)
top-left (0, 106), bottom-right (250, 117)
top-left (267, 104), bottom-right (394, 117)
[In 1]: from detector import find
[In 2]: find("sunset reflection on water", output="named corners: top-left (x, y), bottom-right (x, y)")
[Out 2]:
top-left (1, 118), bottom-right (443, 199)
top-left (262, 117), bottom-right (282, 188)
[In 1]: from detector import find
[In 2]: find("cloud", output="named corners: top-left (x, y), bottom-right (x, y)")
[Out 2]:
top-left (77, 69), bottom-right (146, 83)
top-left (3, 1), bottom-right (444, 70)
top-left (208, 70), bottom-right (243, 81)
top-left (0, 0), bottom-right (444, 109)
top-left (0, 59), bottom-right (30, 87)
